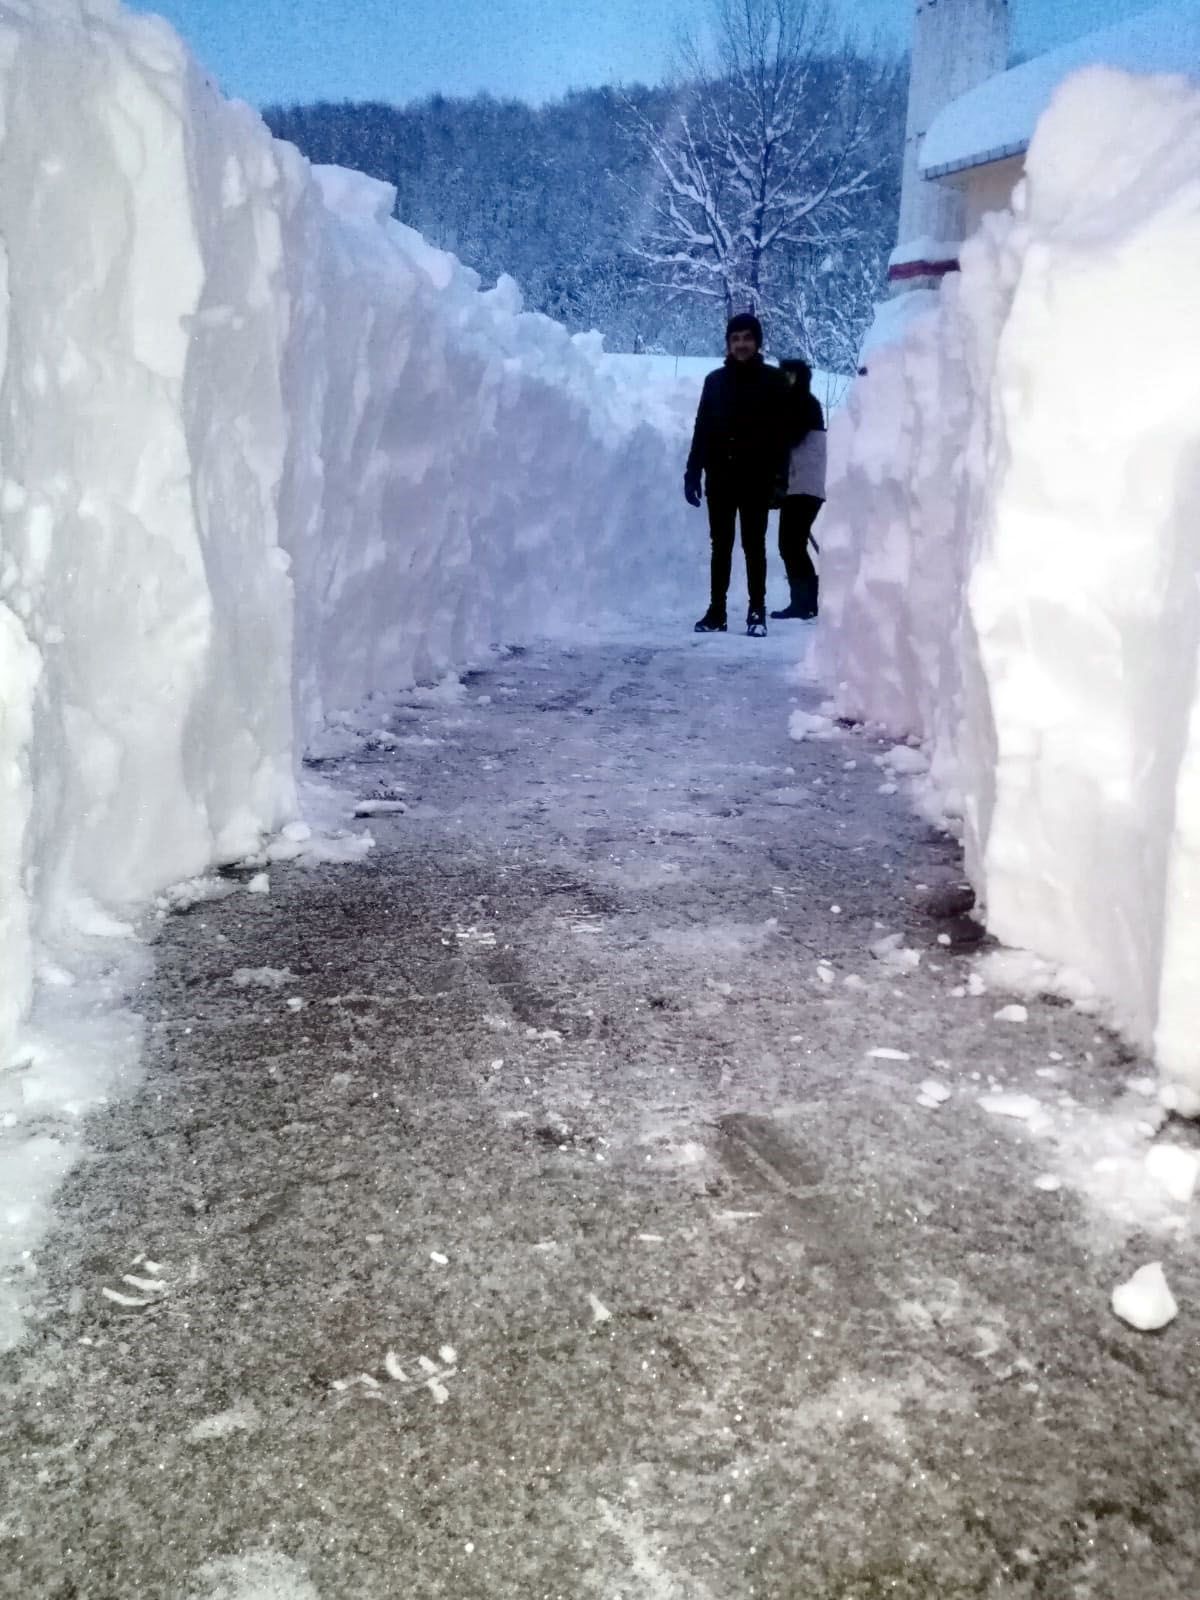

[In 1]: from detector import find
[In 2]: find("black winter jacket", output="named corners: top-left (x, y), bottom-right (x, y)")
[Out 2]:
top-left (685, 356), bottom-right (791, 501)
top-left (789, 391), bottom-right (825, 446)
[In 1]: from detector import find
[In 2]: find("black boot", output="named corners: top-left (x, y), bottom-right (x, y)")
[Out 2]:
top-left (774, 588), bottom-right (825, 617)
top-left (746, 606), bottom-right (767, 637)
top-left (773, 578), bottom-right (818, 620)
top-left (694, 605), bottom-right (727, 633)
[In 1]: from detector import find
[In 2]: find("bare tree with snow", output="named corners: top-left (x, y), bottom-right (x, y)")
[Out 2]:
top-left (624, 0), bottom-right (902, 359)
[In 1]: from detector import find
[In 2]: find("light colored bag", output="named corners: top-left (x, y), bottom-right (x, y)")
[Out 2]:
top-left (787, 429), bottom-right (827, 500)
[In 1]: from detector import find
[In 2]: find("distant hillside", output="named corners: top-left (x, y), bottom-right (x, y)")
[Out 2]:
top-left (266, 73), bottom-right (903, 366)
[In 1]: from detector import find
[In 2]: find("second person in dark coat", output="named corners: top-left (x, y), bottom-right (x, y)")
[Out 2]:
top-left (771, 358), bottom-right (826, 621)
top-left (684, 313), bottom-right (790, 637)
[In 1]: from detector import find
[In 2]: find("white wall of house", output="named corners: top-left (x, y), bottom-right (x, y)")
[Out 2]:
top-left (965, 155), bottom-right (1025, 232)
top-left (943, 153), bottom-right (1026, 235)
top-left (898, 0), bottom-right (1011, 249)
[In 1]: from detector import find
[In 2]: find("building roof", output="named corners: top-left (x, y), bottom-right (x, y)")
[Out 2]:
top-left (920, 1), bottom-right (1200, 179)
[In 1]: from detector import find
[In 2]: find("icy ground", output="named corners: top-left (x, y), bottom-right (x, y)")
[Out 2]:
top-left (3, 625), bottom-right (1200, 1598)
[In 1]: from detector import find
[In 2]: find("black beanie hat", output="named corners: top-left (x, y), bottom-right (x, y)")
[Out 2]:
top-left (726, 312), bottom-right (763, 349)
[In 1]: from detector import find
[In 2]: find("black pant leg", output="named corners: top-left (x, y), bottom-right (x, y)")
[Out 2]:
top-left (778, 495), bottom-right (821, 611)
top-left (738, 498), bottom-right (770, 614)
top-left (706, 495), bottom-right (737, 613)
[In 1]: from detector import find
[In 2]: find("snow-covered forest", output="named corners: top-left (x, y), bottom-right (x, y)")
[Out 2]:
top-left (265, 29), bottom-right (904, 367)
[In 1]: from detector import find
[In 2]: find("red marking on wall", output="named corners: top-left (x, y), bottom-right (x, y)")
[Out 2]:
top-left (887, 257), bottom-right (961, 282)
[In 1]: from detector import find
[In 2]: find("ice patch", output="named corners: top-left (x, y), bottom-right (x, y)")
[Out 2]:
top-left (187, 1404), bottom-right (262, 1443)
top-left (191, 1551), bottom-right (321, 1600)
top-left (651, 920), bottom-right (780, 959)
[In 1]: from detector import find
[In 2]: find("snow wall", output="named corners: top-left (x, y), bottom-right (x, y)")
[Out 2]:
top-left (819, 66), bottom-right (1200, 1098)
top-left (0, 0), bottom-right (699, 1063)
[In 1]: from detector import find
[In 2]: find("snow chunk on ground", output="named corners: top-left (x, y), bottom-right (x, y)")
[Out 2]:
top-left (1111, 1262), bottom-right (1178, 1332)
top-left (869, 933), bottom-right (921, 971)
top-left (353, 798), bottom-right (407, 817)
top-left (978, 1093), bottom-right (1043, 1123)
top-left (231, 967), bottom-right (294, 989)
top-left (788, 709), bottom-right (838, 742)
top-left (157, 877), bottom-right (240, 912)
top-left (1160, 1082), bottom-right (1200, 1119)
top-left (881, 744), bottom-right (929, 777)
top-left (975, 950), bottom-right (1098, 1011)
top-left (1145, 1145), bottom-right (1200, 1205)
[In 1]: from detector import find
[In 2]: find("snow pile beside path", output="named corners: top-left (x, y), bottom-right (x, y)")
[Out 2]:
top-left (0, 0), bottom-right (696, 1065)
top-left (296, 177), bottom-right (697, 727)
top-left (819, 67), bottom-right (1200, 1096)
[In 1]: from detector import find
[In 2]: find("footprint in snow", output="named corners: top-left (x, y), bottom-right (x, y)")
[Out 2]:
top-left (331, 1345), bottom-right (459, 1407)
top-left (101, 1253), bottom-right (169, 1309)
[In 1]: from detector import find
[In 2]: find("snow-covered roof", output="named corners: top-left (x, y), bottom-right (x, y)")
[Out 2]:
top-left (921, 1), bottom-right (1200, 178)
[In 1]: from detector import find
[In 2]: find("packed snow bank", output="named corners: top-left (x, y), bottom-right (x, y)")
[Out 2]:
top-left (0, 0), bottom-right (700, 1338)
top-left (819, 66), bottom-right (1200, 1096)
top-left (0, 0), bottom-right (697, 1063)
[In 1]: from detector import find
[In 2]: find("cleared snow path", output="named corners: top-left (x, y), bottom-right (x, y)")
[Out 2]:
top-left (3, 626), bottom-right (1200, 1598)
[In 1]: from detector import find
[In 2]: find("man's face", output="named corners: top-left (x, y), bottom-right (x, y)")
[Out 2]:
top-left (727, 329), bottom-right (759, 363)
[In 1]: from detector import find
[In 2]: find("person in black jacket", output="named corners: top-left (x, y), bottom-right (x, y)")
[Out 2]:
top-left (684, 313), bottom-right (790, 637)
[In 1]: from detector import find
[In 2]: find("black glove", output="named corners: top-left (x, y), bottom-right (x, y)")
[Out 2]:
top-left (684, 476), bottom-right (702, 508)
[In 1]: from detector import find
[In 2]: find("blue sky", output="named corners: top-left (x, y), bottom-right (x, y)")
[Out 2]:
top-left (128, 0), bottom-right (1163, 108)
